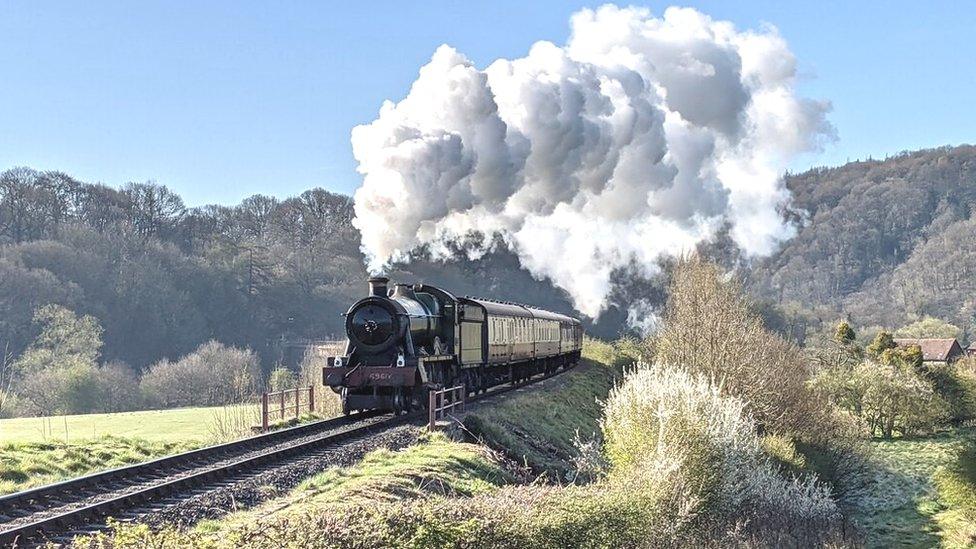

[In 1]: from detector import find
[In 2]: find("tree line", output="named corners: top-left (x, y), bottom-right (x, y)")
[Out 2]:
top-left (0, 166), bottom-right (589, 417)
top-left (0, 166), bottom-right (363, 370)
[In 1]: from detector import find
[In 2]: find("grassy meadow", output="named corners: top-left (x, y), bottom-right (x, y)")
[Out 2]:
top-left (0, 405), bottom-right (256, 445)
top-left (0, 403), bottom-right (292, 495)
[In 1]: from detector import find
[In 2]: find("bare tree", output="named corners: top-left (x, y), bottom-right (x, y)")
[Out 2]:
top-left (0, 341), bottom-right (14, 417)
top-left (656, 255), bottom-right (829, 438)
top-left (122, 181), bottom-right (186, 237)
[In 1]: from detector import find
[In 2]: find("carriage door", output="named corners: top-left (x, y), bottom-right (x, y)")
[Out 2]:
top-left (459, 304), bottom-right (485, 365)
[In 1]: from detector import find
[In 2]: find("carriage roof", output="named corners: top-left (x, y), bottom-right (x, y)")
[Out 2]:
top-left (460, 296), bottom-right (579, 325)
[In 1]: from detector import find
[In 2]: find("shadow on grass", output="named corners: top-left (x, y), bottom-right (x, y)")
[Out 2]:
top-left (844, 429), bottom-right (976, 548)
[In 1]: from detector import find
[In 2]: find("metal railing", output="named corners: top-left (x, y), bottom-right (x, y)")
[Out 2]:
top-left (428, 385), bottom-right (465, 429)
top-left (261, 385), bottom-right (315, 431)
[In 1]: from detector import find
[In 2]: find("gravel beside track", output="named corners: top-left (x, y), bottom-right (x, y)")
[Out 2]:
top-left (139, 425), bottom-right (421, 529)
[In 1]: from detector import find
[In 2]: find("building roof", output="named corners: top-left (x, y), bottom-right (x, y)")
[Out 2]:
top-left (893, 338), bottom-right (963, 362)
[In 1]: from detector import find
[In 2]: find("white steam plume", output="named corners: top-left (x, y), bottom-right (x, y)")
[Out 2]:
top-left (351, 5), bottom-right (832, 318)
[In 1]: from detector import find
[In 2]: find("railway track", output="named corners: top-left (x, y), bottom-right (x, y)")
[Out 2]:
top-left (0, 367), bottom-right (572, 546)
top-left (0, 411), bottom-right (391, 546)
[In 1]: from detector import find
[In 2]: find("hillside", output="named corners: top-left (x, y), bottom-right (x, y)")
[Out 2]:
top-left (748, 144), bottom-right (976, 339)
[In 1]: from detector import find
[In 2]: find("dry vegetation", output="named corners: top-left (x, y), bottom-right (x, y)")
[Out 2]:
top-left (656, 256), bottom-right (831, 438)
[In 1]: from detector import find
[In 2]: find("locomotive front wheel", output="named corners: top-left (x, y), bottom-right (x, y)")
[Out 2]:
top-left (341, 388), bottom-right (351, 416)
top-left (392, 389), bottom-right (407, 415)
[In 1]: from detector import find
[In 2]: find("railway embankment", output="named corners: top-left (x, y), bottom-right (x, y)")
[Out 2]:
top-left (460, 357), bottom-right (620, 480)
top-left (73, 344), bottom-right (626, 547)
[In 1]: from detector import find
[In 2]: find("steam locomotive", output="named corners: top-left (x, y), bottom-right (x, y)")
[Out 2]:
top-left (323, 277), bottom-right (583, 414)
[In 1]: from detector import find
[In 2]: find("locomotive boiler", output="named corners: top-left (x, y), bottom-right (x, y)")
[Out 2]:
top-left (323, 277), bottom-right (583, 414)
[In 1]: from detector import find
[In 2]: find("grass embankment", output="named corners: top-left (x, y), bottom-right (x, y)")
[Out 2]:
top-left (462, 355), bottom-right (620, 479)
top-left (851, 428), bottom-right (976, 548)
top-left (192, 433), bottom-right (515, 537)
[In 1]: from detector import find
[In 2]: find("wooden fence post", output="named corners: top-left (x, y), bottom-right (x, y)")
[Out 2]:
top-left (294, 387), bottom-right (300, 418)
top-left (280, 390), bottom-right (285, 422)
top-left (308, 385), bottom-right (315, 413)
top-left (261, 393), bottom-right (269, 432)
top-left (428, 390), bottom-right (436, 430)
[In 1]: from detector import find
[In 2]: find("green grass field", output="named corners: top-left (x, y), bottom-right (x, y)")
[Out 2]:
top-left (0, 404), bottom-right (265, 495)
top-left (0, 405), bottom-right (258, 445)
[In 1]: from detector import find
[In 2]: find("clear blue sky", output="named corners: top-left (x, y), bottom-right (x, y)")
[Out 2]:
top-left (1, 1), bottom-right (973, 206)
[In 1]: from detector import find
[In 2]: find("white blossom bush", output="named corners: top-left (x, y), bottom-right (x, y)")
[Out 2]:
top-left (601, 362), bottom-right (842, 543)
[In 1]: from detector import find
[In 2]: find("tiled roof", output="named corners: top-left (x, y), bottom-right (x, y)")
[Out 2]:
top-left (893, 338), bottom-right (962, 362)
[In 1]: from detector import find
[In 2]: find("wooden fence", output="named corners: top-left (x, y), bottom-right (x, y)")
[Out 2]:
top-left (260, 385), bottom-right (315, 432)
top-left (428, 385), bottom-right (465, 430)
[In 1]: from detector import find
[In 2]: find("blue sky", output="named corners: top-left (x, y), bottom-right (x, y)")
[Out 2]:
top-left (1, 1), bottom-right (973, 206)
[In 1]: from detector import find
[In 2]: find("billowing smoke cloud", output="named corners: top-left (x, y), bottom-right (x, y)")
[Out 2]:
top-left (351, 5), bottom-right (832, 318)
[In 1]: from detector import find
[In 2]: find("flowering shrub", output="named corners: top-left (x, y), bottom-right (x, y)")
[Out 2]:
top-left (602, 363), bottom-right (841, 542)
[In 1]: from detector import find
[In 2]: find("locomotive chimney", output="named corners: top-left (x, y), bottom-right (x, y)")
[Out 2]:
top-left (368, 276), bottom-right (389, 297)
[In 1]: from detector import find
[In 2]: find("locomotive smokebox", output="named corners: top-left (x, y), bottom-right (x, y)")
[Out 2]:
top-left (368, 276), bottom-right (389, 297)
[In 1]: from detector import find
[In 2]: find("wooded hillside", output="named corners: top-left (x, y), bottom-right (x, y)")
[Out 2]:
top-left (748, 145), bottom-right (976, 340)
